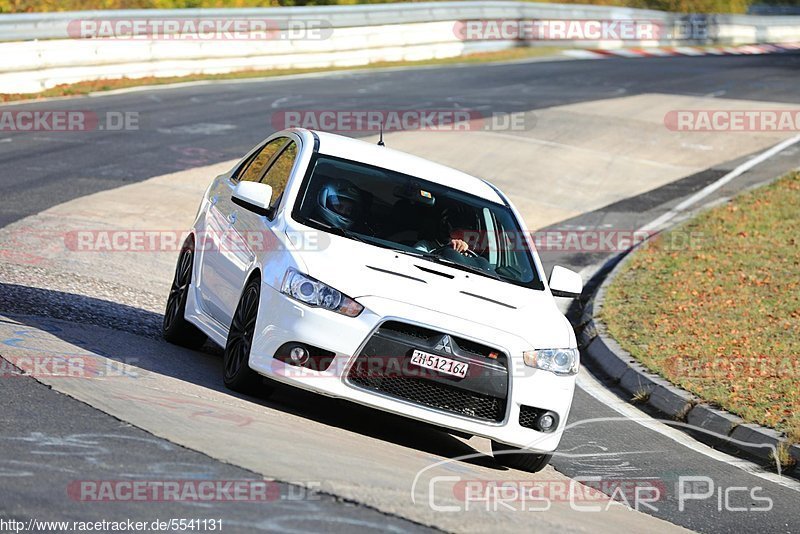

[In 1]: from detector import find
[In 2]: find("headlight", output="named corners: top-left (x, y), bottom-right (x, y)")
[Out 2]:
top-left (522, 348), bottom-right (579, 376)
top-left (281, 268), bottom-right (363, 317)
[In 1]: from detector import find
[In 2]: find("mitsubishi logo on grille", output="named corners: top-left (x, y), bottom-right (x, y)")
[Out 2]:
top-left (434, 335), bottom-right (454, 354)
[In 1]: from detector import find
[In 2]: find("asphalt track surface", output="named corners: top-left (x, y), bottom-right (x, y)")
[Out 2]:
top-left (2, 53), bottom-right (800, 533)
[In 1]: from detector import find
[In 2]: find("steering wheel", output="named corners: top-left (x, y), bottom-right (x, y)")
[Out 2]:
top-left (431, 244), bottom-right (480, 258)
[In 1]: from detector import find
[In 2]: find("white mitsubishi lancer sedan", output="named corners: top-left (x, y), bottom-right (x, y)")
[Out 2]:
top-left (163, 128), bottom-right (584, 472)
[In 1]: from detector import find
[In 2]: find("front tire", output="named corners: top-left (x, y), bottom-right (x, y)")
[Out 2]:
top-left (223, 276), bottom-right (271, 396)
top-left (163, 239), bottom-right (207, 349)
top-left (491, 440), bottom-right (552, 473)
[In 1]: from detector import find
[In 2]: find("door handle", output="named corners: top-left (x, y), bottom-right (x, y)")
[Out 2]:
top-left (227, 212), bottom-right (237, 224)
top-left (210, 195), bottom-right (218, 206)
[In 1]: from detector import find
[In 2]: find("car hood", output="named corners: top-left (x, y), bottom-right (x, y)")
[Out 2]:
top-left (289, 231), bottom-right (572, 348)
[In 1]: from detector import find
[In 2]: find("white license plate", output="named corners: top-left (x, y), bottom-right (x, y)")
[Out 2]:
top-left (409, 350), bottom-right (468, 378)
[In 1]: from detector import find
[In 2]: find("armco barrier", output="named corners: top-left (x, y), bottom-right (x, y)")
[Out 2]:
top-left (0, 3), bottom-right (675, 42)
top-left (0, 1), bottom-right (799, 94)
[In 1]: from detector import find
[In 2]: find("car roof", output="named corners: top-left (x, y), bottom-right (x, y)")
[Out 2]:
top-left (298, 129), bottom-right (505, 205)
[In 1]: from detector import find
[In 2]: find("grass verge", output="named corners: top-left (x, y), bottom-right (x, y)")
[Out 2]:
top-left (0, 46), bottom-right (563, 103)
top-left (601, 171), bottom-right (800, 442)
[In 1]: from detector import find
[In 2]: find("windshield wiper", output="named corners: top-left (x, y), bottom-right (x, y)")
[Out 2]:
top-left (438, 257), bottom-right (503, 281)
top-left (392, 248), bottom-right (432, 260)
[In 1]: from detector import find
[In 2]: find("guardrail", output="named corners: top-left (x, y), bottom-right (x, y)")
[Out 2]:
top-left (0, 2), bottom-right (675, 42)
top-left (1, 1), bottom-right (799, 95)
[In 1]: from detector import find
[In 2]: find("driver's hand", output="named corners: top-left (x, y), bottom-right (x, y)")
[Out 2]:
top-left (449, 239), bottom-right (469, 253)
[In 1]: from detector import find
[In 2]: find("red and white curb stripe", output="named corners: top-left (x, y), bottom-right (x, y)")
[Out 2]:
top-left (564, 42), bottom-right (800, 59)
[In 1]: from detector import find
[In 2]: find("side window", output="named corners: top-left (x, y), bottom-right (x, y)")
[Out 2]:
top-left (261, 141), bottom-right (298, 209)
top-left (236, 137), bottom-right (288, 183)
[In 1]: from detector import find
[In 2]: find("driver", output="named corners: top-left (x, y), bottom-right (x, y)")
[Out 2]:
top-left (415, 205), bottom-right (475, 255)
top-left (315, 179), bottom-right (363, 230)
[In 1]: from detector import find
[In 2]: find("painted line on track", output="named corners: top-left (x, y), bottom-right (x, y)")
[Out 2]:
top-left (577, 370), bottom-right (800, 492)
top-left (639, 133), bottom-right (800, 234)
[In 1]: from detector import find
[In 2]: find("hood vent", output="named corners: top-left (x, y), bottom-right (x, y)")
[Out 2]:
top-left (460, 291), bottom-right (516, 309)
top-left (366, 265), bottom-right (426, 284)
top-left (414, 264), bottom-right (455, 279)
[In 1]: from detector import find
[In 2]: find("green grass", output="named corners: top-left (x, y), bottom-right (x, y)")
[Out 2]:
top-left (0, 45), bottom-right (563, 103)
top-left (601, 171), bottom-right (800, 442)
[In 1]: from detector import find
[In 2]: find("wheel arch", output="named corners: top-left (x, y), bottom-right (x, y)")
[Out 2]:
top-left (181, 231), bottom-right (196, 251)
top-left (245, 266), bottom-right (262, 287)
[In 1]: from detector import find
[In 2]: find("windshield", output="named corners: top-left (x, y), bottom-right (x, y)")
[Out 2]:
top-left (293, 155), bottom-right (543, 289)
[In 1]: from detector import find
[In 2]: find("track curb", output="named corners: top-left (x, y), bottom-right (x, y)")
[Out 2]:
top-left (574, 227), bottom-right (800, 476)
top-left (565, 42), bottom-right (800, 60)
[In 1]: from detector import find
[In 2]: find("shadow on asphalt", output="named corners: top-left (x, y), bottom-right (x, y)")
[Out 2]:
top-left (0, 282), bottom-right (505, 472)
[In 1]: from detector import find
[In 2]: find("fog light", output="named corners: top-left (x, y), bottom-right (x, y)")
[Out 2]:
top-left (537, 413), bottom-right (556, 432)
top-left (289, 346), bottom-right (308, 365)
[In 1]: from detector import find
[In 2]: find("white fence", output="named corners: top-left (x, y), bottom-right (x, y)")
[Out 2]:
top-left (1, 1), bottom-right (798, 94)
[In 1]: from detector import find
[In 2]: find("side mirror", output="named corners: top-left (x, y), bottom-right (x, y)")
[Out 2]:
top-left (549, 265), bottom-right (583, 298)
top-left (232, 181), bottom-right (273, 217)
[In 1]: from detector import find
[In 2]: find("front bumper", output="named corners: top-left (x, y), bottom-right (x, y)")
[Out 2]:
top-left (249, 283), bottom-right (576, 452)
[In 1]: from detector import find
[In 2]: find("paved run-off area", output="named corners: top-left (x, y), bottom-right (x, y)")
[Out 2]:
top-left (2, 53), bottom-right (800, 532)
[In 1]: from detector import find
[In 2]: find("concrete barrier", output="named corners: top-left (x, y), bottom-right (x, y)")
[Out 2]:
top-left (1, 1), bottom-right (799, 94)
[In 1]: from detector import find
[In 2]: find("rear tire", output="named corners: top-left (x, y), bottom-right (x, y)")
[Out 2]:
top-left (223, 276), bottom-right (273, 396)
top-left (491, 440), bottom-right (552, 473)
top-left (163, 239), bottom-right (207, 349)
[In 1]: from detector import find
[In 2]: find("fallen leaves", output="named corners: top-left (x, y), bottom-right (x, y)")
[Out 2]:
top-left (603, 171), bottom-right (800, 438)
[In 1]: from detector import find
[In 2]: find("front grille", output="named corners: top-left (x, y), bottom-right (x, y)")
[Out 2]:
top-left (519, 405), bottom-right (542, 429)
top-left (380, 321), bottom-right (507, 365)
top-left (455, 337), bottom-right (504, 362)
top-left (381, 321), bottom-right (438, 340)
top-left (349, 369), bottom-right (506, 422)
top-left (347, 321), bottom-right (509, 423)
